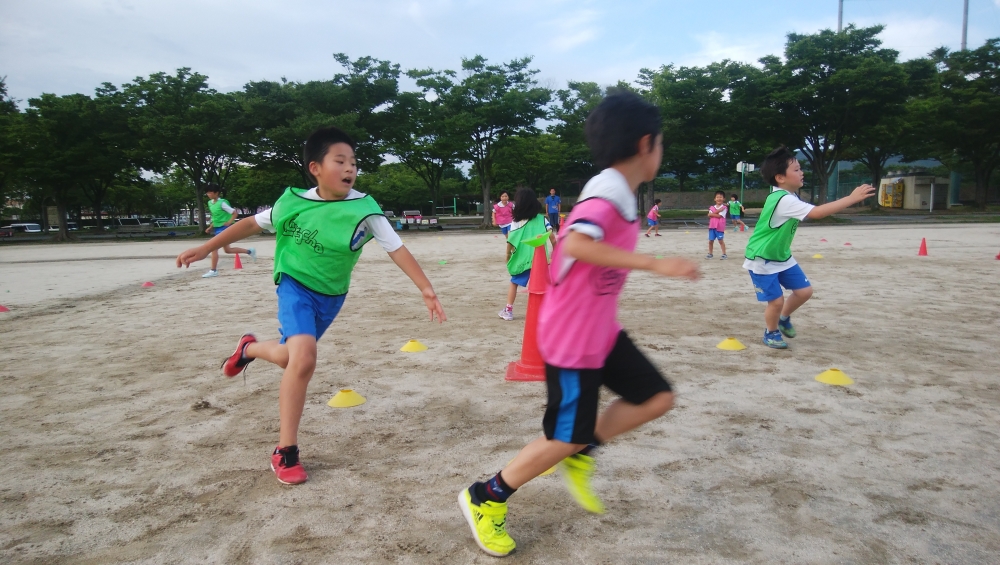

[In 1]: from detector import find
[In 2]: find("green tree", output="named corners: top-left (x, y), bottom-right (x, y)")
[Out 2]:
top-left (492, 133), bottom-right (567, 192)
top-left (415, 56), bottom-right (551, 226)
top-left (752, 25), bottom-right (909, 203)
top-left (353, 162), bottom-right (431, 213)
top-left (125, 69), bottom-right (245, 232)
top-left (0, 77), bottom-right (22, 216)
top-left (909, 39), bottom-right (1000, 208)
top-left (549, 81), bottom-right (606, 185)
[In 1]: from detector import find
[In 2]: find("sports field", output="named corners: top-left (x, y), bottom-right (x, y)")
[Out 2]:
top-left (1, 224), bottom-right (999, 564)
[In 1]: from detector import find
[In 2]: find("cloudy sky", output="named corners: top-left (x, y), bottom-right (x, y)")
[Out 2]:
top-left (2, 0), bottom-right (999, 104)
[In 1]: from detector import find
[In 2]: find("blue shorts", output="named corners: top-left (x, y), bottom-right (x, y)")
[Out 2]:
top-left (500, 225), bottom-right (510, 236)
top-left (731, 215), bottom-right (741, 221)
top-left (647, 219), bottom-right (658, 227)
top-left (276, 275), bottom-right (346, 343)
top-left (748, 264), bottom-right (811, 302)
top-left (708, 229), bottom-right (725, 241)
top-left (511, 269), bottom-right (530, 287)
top-left (213, 225), bottom-right (228, 235)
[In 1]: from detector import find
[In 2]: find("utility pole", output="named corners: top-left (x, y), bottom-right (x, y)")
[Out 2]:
top-left (961, 0), bottom-right (969, 50)
top-left (838, 0), bottom-right (844, 32)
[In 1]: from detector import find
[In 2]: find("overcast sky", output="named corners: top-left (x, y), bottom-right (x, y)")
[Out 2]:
top-left (2, 0), bottom-right (999, 105)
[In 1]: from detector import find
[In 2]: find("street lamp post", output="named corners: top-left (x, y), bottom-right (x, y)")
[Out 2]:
top-left (736, 161), bottom-right (755, 205)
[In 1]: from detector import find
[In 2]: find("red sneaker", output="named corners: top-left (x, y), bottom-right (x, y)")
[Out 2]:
top-left (271, 445), bottom-right (308, 485)
top-left (221, 333), bottom-right (256, 378)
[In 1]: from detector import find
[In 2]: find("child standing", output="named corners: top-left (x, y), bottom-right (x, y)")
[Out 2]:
top-left (545, 188), bottom-right (562, 233)
top-left (729, 193), bottom-right (746, 232)
top-left (459, 92), bottom-right (699, 556)
top-left (706, 190), bottom-right (728, 259)
top-left (493, 191), bottom-right (515, 262)
top-left (202, 184), bottom-right (256, 278)
top-left (177, 127), bottom-right (446, 484)
top-left (499, 187), bottom-right (555, 321)
top-left (745, 146), bottom-right (875, 349)
top-left (643, 198), bottom-right (661, 237)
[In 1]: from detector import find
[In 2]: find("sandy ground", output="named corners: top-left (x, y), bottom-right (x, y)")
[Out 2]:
top-left (2, 223), bottom-right (1000, 565)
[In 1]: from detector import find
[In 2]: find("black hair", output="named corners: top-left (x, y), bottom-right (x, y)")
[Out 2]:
top-left (512, 187), bottom-right (543, 222)
top-left (204, 182), bottom-right (221, 194)
top-left (714, 190), bottom-right (726, 198)
top-left (760, 146), bottom-right (797, 187)
top-left (498, 190), bottom-right (510, 198)
top-left (584, 92), bottom-right (662, 169)
top-left (304, 126), bottom-right (357, 169)
top-left (731, 193), bottom-right (739, 199)
top-left (654, 198), bottom-right (661, 204)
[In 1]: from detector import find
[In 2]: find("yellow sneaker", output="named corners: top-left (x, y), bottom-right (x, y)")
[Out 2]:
top-left (558, 453), bottom-right (605, 514)
top-left (458, 487), bottom-right (516, 557)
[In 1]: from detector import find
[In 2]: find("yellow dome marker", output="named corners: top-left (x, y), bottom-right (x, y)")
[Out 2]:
top-left (328, 389), bottom-right (366, 408)
top-left (400, 339), bottom-right (428, 352)
top-left (812, 253), bottom-right (824, 259)
top-left (815, 368), bottom-right (854, 386)
top-left (716, 337), bottom-right (746, 351)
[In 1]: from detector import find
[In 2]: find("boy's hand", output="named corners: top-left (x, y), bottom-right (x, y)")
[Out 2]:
top-left (650, 257), bottom-right (700, 281)
top-left (176, 246), bottom-right (209, 268)
top-left (851, 184), bottom-right (876, 203)
top-left (204, 226), bottom-right (212, 234)
top-left (422, 287), bottom-right (447, 323)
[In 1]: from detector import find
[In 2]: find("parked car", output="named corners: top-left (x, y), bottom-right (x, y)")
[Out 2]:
top-left (48, 222), bottom-right (79, 232)
top-left (6, 223), bottom-right (43, 233)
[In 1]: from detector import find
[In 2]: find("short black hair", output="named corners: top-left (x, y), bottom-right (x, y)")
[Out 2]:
top-left (654, 198), bottom-right (661, 204)
top-left (731, 194), bottom-right (739, 199)
top-left (304, 126), bottom-right (357, 169)
top-left (714, 190), bottom-right (726, 198)
top-left (760, 146), bottom-right (797, 187)
top-left (584, 92), bottom-right (662, 169)
top-left (204, 183), bottom-right (221, 194)
top-left (512, 187), bottom-right (543, 223)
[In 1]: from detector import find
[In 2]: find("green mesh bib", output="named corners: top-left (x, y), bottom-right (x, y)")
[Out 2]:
top-left (208, 198), bottom-right (234, 227)
top-left (271, 188), bottom-right (385, 295)
top-left (744, 190), bottom-right (798, 262)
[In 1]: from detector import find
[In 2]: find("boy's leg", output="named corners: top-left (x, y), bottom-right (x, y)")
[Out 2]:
top-left (764, 297), bottom-right (784, 332)
top-left (593, 392), bottom-right (674, 441)
top-left (222, 243), bottom-right (250, 255)
top-left (596, 332), bottom-right (674, 441)
top-left (244, 339), bottom-right (289, 369)
top-left (210, 249), bottom-right (219, 271)
top-left (718, 237), bottom-right (727, 256)
top-left (278, 334), bottom-right (317, 448)
top-left (507, 282), bottom-right (517, 307)
top-left (780, 287), bottom-right (813, 318)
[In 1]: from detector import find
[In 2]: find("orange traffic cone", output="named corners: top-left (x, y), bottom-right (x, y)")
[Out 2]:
top-left (918, 238), bottom-right (928, 256)
top-left (234, 253), bottom-right (243, 270)
top-left (505, 245), bottom-right (550, 382)
top-left (996, 251), bottom-right (1000, 260)
top-left (0, 305), bottom-right (9, 313)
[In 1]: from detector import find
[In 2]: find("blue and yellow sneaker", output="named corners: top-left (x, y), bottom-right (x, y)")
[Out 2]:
top-left (458, 487), bottom-right (516, 557)
top-left (778, 316), bottom-right (796, 338)
top-left (558, 453), bottom-right (605, 514)
top-left (763, 329), bottom-right (788, 349)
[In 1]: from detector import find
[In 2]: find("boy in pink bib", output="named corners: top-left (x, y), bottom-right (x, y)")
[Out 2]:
top-left (459, 92), bottom-right (700, 557)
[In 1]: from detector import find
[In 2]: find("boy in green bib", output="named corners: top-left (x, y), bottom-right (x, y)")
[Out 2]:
top-left (202, 184), bottom-right (255, 278)
top-left (744, 146), bottom-right (874, 349)
top-left (498, 187), bottom-right (555, 321)
top-left (177, 127), bottom-right (446, 484)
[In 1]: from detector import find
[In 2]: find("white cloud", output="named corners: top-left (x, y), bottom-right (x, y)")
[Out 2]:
top-left (548, 9), bottom-right (601, 52)
top-left (679, 31), bottom-right (786, 67)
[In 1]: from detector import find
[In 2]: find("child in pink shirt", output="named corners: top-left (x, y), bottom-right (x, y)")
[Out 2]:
top-left (643, 198), bottom-right (662, 237)
top-left (459, 92), bottom-right (700, 557)
top-left (706, 190), bottom-right (728, 259)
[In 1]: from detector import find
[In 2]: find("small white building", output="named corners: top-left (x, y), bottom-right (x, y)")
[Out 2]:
top-left (878, 173), bottom-right (949, 211)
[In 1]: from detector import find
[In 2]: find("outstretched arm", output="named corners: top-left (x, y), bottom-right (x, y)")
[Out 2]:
top-left (387, 246), bottom-right (446, 323)
top-left (561, 231), bottom-right (699, 280)
top-left (806, 184), bottom-right (876, 220)
top-left (177, 218), bottom-right (261, 268)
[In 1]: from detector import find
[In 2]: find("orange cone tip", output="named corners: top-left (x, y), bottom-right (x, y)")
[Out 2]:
top-left (141, 282), bottom-right (155, 288)
top-left (815, 368), bottom-right (854, 386)
top-left (0, 305), bottom-right (9, 313)
top-left (234, 253), bottom-right (243, 269)
top-left (918, 238), bottom-right (928, 256)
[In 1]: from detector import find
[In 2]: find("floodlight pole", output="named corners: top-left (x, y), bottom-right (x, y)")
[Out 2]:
top-left (961, 0), bottom-right (969, 51)
top-left (838, 0), bottom-right (843, 32)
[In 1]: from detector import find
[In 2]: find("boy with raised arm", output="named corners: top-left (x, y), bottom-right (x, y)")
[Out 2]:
top-left (177, 126), bottom-right (446, 484)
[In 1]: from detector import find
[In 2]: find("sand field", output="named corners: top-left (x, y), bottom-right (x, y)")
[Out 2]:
top-left (1, 224), bottom-right (1000, 564)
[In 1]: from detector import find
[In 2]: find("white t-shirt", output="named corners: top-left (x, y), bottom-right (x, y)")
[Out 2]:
top-left (254, 188), bottom-right (403, 253)
top-left (743, 187), bottom-right (815, 275)
top-left (566, 168), bottom-right (637, 242)
top-left (217, 200), bottom-right (236, 214)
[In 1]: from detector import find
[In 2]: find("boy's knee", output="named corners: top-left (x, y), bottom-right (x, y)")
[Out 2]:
top-left (647, 392), bottom-right (674, 417)
top-left (796, 286), bottom-right (814, 300)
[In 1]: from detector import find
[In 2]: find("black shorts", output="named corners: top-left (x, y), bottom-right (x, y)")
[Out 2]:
top-left (542, 331), bottom-right (672, 445)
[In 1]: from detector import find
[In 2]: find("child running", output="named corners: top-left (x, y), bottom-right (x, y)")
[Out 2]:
top-left (498, 187), bottom-right (555, 321)
top-left (643, 198), bottom-right (662, 237)
top-left (176, 126), bottom-right (446, 484)
top-left (459, 92), bottom-right (699, 557)
top-left (202, 184), bottom-right (256, 278)
top-left (706, 190), bottom-right (728, 259)
top-left (729, 193), bottom-right (746, 231)
top-left (745, 146), bottom-right (875, 349)
top-left (492, 191), bottom-right (515, 261)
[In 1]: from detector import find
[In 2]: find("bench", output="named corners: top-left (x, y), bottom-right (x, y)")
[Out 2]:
top-left (399, 210), bottom-right (441, 231)
top-left (116, 225), bottom-right (154, 237)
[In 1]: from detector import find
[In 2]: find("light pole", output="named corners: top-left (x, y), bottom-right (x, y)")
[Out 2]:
top-left (736, 161), bottom-right (755, 204)
top-left (961, 0), bottom-right (969, 51)
top-left (838, 0), bottom-right (843, 32)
